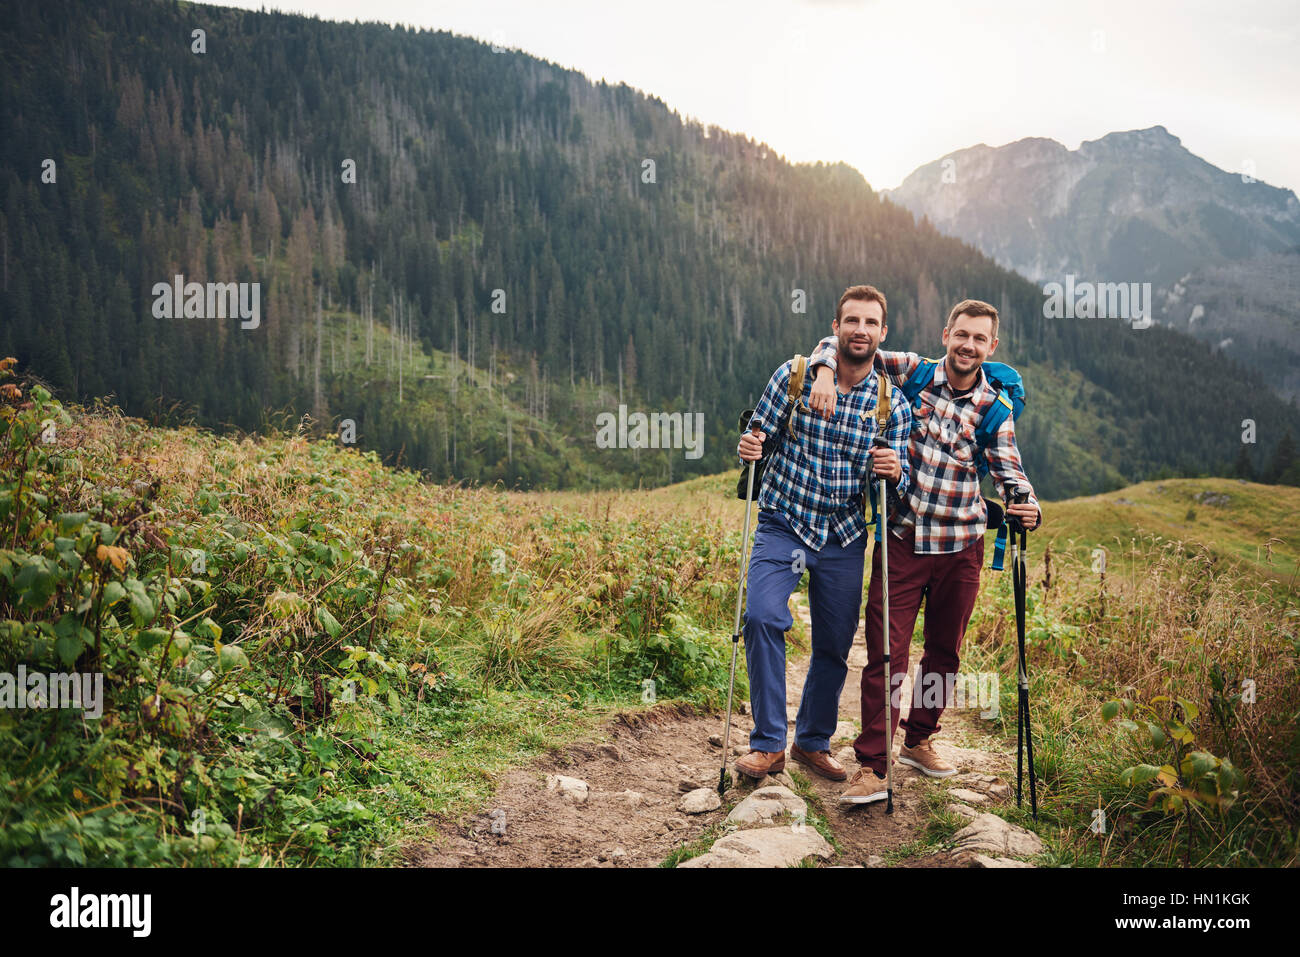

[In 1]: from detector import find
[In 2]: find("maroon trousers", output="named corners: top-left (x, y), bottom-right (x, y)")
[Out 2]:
top-left (852, 527), bottom-right (984, 775)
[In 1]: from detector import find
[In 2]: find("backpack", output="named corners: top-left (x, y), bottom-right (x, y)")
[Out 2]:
top-left (736, 355), bottom-right (808, 500)
top-left (897, 358), bottom-right (1027, 570)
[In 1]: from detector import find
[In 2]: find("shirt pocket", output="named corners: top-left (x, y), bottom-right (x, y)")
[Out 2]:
top-left (840, 421), bottom-right (875, 480)
top-left (949, 422), bottom-right (980, 469)
top-left (909, 400), bottom-right (933, 443)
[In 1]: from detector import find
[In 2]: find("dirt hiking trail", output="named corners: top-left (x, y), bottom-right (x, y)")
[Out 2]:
top-left (411, 596), bottom-right (1045, 868)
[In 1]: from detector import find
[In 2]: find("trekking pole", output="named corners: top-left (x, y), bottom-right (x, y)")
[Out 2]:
top-left (719, 412), bottom-right (759, 794)
top-left (873, 374), bottom-right (895, 814)
top-left (1010, 489), bottom-right (1038, 820)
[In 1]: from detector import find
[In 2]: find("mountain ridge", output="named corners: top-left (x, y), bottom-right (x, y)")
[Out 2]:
top-left (2, 1), bottom-right (1298, 496)
top-left (884, 125), bottom-right (1300, 284)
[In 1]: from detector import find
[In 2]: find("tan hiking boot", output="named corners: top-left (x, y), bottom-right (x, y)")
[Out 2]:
top-left (838, 767), bottom-right (889, 804)
top-left (789, 743), bottom-right (848, 781)
top-left (734, 749), bottom-right (786, 779)
top-left (898, 738), bottom-right (957, 778)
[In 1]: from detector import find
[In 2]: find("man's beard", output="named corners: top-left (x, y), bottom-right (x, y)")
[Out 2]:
top-left (839, 338), bottom-right (876, 366)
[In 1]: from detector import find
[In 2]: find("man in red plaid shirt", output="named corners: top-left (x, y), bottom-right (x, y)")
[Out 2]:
top-left (805, 299), bottom-right (1042, 804)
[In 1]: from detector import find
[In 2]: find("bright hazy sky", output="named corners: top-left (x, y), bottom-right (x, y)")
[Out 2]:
top-left (210, 0), bottom-right (1300, 193)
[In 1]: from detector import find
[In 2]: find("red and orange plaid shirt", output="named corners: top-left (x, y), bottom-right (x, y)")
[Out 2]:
top-left (810, 340), bottom-right (1040, 555)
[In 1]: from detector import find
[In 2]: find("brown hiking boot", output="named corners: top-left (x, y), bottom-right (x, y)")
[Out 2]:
top-left (897, 738), bottom-right (957, 778)
top-left (789, 743), bottom-right (848, 781)
top-left (838, 767), bottom-right (889, 804)
top-left (734, 749), bottom-right (786, 779)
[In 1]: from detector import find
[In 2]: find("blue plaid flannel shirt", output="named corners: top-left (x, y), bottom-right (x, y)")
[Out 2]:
top-left (741, 358), bottom-right (912, 551)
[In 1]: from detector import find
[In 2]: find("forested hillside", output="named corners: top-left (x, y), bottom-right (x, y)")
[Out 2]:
top-left (2, 0), bottom-right (1298, 497)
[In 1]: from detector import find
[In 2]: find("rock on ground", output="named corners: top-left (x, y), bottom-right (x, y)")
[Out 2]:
top-left (737, 770), bottom-right (795, 790)
top-left (950, 812), bottom-right (1044, 858)
top-left (726, 785), bottom-right (807, 826)
top-left (947, 787), bottom-right (990, 804)
top-left (605, 790), bottom-right (644, 807)
top-left (954, 772), bottom-right (999, 787)
top-left (958, 852), bottom-right (1035, 868)
top-left (677, 828), bottom-right (832, 868)
top-left (678, 788), bottom-right (722, 814)
top-left (932, 742), bottom-right (1004, 776)
top-left (545, 774), bottom-right (589, 804)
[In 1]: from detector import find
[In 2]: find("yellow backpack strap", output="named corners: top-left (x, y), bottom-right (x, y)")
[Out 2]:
top-left (787, 354), bottom-right (807, 435)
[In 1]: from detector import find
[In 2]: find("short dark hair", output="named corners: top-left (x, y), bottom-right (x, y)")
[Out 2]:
top-left (836, 284), bottom-right (887, 326)
top-left (945, 299), bottom-right (999, 338)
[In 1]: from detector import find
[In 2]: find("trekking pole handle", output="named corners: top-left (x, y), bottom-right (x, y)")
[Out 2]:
top-left (1006, 488), bottom-right (1030, 532)
top-left (871, 435), bottom-right (890, 479)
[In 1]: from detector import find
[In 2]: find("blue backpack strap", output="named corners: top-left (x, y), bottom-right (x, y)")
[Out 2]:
top-left (974, 390), bottom-right (1013, 451)
top-left (899, 358), bottom-right (939, 407)
top-left (974, 374), bottom-right (1015, 568)
top-left (976, 396), bottom-right (1014, 565)
top-left (991, 524), bottom-right (1008, 571)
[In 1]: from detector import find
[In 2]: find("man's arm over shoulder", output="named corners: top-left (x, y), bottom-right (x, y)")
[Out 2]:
top-left (807, 336), bottom-right (839, 374)
top-left (875, 350), bottom-right (923, 385)
top-left (809, 341), bottom-right (921, 384)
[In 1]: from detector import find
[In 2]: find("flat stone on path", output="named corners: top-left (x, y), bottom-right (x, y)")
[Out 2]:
top-left (737, 770), bottom-right (795, 790)
top-left (678, 788), bottom-right (722, 814)
top-left (677, 828), bottom-right (832, 868)
top-left (930, 742), bottom-right (1002, 776)
top-left (545, 774), bottom-right (589, 804)
top-left (962, 852), bottom-right (1035, 868)
top-left (950, 812), bottom-right (1043, 858)
top-left (947, 787), bottom-right (990, 804)
top-left (726, 785), bottom-right (806, 826)
top-left (955, 772), bottom-right (999, 787)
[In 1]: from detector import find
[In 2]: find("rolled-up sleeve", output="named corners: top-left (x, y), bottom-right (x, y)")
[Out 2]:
top-left (739, 361), bottom-right (792, 464)
top-left (984, 414), bottom-right (1040, 520)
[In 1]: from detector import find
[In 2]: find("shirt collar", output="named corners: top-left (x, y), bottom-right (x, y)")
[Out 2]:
top-left (935, 357), bottom-right (989, 404)
top-left (838, 368), bottom-right (879, 398)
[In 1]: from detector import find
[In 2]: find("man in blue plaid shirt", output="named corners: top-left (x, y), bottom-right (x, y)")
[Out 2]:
top-left (734, 285), bottom-right (912, 781)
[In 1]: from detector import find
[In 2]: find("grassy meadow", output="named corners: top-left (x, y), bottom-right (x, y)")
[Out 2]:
top-left (1, 368), bottom-right (1296, 866)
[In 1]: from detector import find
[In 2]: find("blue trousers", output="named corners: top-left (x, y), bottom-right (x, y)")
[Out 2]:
top-left (743, 509), bottom-right (866, 753)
